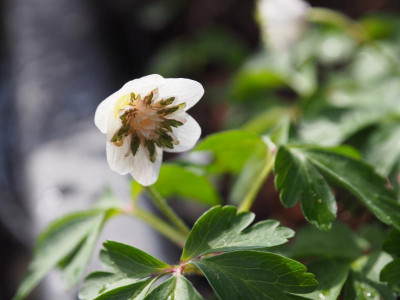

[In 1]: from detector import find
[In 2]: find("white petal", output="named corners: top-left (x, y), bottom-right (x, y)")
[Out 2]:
top-left (158, 78), bottom-right (204, 111)
top-left (164, 114), bottom-right (201, 153)
top-left (121, 74), bottom-right (165, 96)
top-left (95, 74), bottom-right (165, 134)
top-left (258, 0), bottom-right (310, 51)
top-left (106, 136), bottom-right (135, 175)
top-left (130, 146), bottom-right (163, 186)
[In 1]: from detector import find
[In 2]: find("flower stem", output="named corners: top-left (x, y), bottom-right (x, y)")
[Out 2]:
top-left (237, 151), bottom-right (275, 213)
top-left (132, 208), bottom-right (186, 247)
top-left (146, 186), bottom-right (190, 236)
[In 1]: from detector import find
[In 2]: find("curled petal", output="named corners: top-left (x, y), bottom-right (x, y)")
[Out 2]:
top-left (131, 146), bottom-right (163, 186)
top-left (164, 114), bottom-right (201, 153)
top-left (158, 78), bottom-right (204, 111)
top-left (95, 89), bottom-right (122, 134)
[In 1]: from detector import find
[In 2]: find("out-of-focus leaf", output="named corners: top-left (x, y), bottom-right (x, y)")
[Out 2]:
top-left (194, 251), bottom-right (318, 300)
top-left (300, 79), bottom-right (400, 146)
top-left (14, 193), bottom-right (121, 300)
top-left (242, 106), bottom-right (290, 135)
top-left (268, 115), bottom-right (291, 146)
top-left (379, 229), bottom-right (400, 293)
top-left (230, 49), bottom-right (317, 101)
top-left (149, 27), bottom-right (247, 76)
top-left (181, 206), bottom-right (294, 261)
top-left (195, 130), bottom-right (268, 173)
top-left (380, 259), bottom-right (400, 293)
top-left (345, 252), bottom-right (396, 300)
top-left (275, 146), bottom-right (337, 230)
top-left (363, 122), bottom-right (400, 176)
top-left (229, 153), bottom-right (271, 206)
top-left (361, 14), bottom-right (400, 40)
top-left (230, 115), bottom-right (286, 206)
top-left (315, 31), bottom-right (356, 65)
top-left (138, 0), bottom-right (181, 31)
top-left (230, 68), bottom-right (286, 101)
top-left (288, 60), bottom-right (317, 97)
top-left (358, 224), bottom-right (387, 252)
top-left (153, 164), bottom-right (221, 206)
top-left (350, 46), bottom-right (394, 85)
top-left (382, 229), bottom-right (400, 255)
top-left (302, 259), bottom-right (350, 300)
top-left (288, 222), bottom-right (362, 260)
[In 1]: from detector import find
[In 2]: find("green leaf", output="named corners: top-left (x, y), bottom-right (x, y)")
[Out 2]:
top-left (181, 206), bottom-right (294, 261)
top-left (303, 147), bottom-right (400, 230)
top-left (302, 259), bottom-right (350, 300)
top-left (380, 259), bottom-right (400, 293)
top-left (14, 209), bottom-right (112, 300)
top-left (79, 272), bottom-right (122, 300)
top-left (345, 252), bottom-right (396, 300)
top-left (153, 164), bottom-right (221, 206)
top-left (288, 222), bottom-right (362, 260)
top-left (100, 241), bottom-right (169, 279)
top-left (275, 145), bottom-right (400, 230)
top-left (194, 251), bottom-right (318, 300)
top-left (274, 146), bottom-right (337, 230)
top-left (91, 279), bottom-right (154, 300)
top-left (382, 229), bottom-right (400, 255)
top-left (80, 241), bottom-right (169, 300)
top-left (144, 275), bottom-right (204, 300)
top-left (363, 122), bottom-right (400, 176)
top-left (195, 130), bottom-right (268, 173)
top-left (79, 272), bottom-right (157, 300)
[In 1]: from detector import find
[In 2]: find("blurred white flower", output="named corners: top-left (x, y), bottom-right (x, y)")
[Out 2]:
top-left (95, 74), bottom-right (204, 186)
top-left (258, 0), bottom-right (310, 51)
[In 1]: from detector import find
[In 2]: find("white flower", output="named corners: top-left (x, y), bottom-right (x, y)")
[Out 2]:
top-left (258, 0), bottom-right (310, 51)
top-left (95, 74), bottom-right (204, 186)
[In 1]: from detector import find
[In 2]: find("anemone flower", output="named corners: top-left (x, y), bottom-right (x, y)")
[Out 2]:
top-left (95, 74), bottom-right (203, 186)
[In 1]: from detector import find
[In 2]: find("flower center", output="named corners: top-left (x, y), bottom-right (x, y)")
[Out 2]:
top-left (110, 89), bottom-right (186, 162)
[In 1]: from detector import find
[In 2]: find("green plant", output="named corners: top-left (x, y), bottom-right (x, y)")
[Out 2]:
top-left (14, 1), bottom-right (400, 299)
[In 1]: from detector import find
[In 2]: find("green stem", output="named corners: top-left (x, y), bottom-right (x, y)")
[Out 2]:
top-left (146, 186), bottom-right (190, 236)
top-left (132, 208), bottom-right (186, 247)
top-left (238, 151), bottom-right (276, 213)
